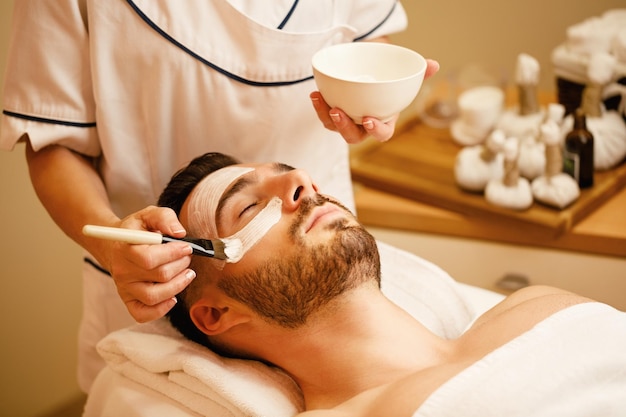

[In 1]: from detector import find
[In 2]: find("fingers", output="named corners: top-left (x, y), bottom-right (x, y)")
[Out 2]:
top-left (125, 297), bottom-right (178, 324)
top-left (425, 59), bottom-right (440, 80)
top-left (126, 205), bottom-right (186, 238)
top-left (124, 239), bottom-right (192, 277)
top-left (121, 266), bottom-right (196, 323)
top-left (107, 206), bottom-right (196, 322)
top-left (362, 115), bottom-right (398, 142)
top-left (318, 103), bottom-right (397, 144)
top-left (310, 93), bottom-right (371, 144)
top-left (114, 242), bottom-right (196, 322)
top-left (328, 109), bottom-right (371, 144)
top-left (310, 91), bottom-right (337, 131)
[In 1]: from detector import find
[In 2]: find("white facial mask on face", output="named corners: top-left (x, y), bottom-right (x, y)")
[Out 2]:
top-left (185, 166), bottom-right (283, 266)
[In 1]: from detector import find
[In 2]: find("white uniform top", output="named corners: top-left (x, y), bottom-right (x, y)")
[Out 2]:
top-left (2, 0), bottom-right (407, 215)
top-left (1, 0), bottom-right (407, 392)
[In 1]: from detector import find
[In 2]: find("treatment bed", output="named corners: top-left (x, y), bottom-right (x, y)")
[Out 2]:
top-left (83, 241), bottom-right (626, 416)
top-left (83, 241), bottom-right (504, 417)
top-left (84, 241), bottom-right (626, 416)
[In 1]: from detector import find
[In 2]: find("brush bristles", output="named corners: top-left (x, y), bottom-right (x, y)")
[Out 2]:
top-left (211, 239), bottom-right (227, 260)
top-left (209, 238), bottom-right (242, 261)
top-left (222, 238), bottom-right (243, 262)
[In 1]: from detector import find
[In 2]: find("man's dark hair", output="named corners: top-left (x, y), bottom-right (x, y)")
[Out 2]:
top-left (158, 152), bottom-right (239, 216)
top-left (157, 152), bottom-right (239, 347)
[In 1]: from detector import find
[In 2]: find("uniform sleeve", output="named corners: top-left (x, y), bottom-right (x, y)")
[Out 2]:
top-left (349, 0), bottom-right (408, 41)
top-left (0, 0), bottom-right (100, 155)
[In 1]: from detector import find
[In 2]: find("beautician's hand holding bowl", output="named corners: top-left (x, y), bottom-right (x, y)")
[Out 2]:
top-left (310, 42), bottom-right (436, 143)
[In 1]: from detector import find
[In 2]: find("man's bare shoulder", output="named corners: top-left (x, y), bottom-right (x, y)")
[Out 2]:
top-left (466, 285), bottom-right (594, 332)
top-left (296, 360), bottom-right (474, 417)
top-left (295, 286), bottom-right (596, 417)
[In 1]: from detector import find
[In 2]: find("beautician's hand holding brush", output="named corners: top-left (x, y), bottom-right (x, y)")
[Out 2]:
top-left (82, 225), bottom-right (242, 261)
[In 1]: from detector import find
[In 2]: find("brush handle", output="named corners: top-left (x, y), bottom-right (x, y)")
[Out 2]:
top-left (82, 225), bottom-right (164, 245)
top-left (82, 225), bottom-right (225, 259)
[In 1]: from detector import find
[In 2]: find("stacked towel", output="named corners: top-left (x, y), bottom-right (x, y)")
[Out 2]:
top-left (564, 9), bottom-right (626, 57)
top-left (92, 318), bottom-right (304, 417)
top-left (552, 9), bottom-right (626, 85)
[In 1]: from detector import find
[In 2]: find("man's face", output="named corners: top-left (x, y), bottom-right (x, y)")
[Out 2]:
top-left (183, 162), bottom-right (380, 327)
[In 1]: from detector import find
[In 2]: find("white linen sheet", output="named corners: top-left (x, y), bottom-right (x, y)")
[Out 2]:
top-left (413, 302), bottom-right (626, 417)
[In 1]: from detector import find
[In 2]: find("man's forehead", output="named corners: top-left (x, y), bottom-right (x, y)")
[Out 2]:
top-left (198, 165), bottom-right (255, 201)
top-left (185, 165), bottom-right (254, 238)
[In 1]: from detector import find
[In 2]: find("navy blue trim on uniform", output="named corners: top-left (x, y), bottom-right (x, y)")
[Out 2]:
top-left (277, 0), bottom-right (299, 29)
top-left (2, 110), bottom-right (96, 128)
top-left (84, 257), bottom-right (112, 277)
top-left (125, 0), bottom-right (313, 87)
top-left (353, 0), bottom-right (398, 41)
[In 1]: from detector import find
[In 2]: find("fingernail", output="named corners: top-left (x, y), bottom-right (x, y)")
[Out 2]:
top-left (362, 120), bottom-right (374, 130)
top-left (182, 244), bottom-right (193, 255)
top-left (330, 112), bottom-right (340, 123)
top-left (171, 227), bottom-right (185, 235)
top-left (185, 269), bottom-right (196, 281)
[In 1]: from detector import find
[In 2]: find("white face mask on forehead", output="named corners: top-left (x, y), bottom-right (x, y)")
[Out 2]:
top-left (185, 166), bottom-right (283, 266)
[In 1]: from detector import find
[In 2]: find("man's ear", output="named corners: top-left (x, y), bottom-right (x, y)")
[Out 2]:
top-left (189, 300), bottom-right (250, 336)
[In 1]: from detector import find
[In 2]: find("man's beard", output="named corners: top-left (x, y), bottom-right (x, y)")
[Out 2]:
top-left (217, 194), bottom-right (381, 328)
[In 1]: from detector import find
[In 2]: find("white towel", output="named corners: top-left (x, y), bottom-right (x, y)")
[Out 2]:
top-left (96, 318), bottom-right (304, 417)
top-left (413, 302), bottom-right (626, 417)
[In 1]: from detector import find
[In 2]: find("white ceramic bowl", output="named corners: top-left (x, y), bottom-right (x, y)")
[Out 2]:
top-left (312, 42), bottom-right (427, 124)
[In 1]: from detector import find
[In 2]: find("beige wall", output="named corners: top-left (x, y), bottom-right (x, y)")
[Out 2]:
top-left (0, 1), bottom-right (623, 416)
top-left (392, 1), bottom-right (626, 93)
top-left (0, 1), bottom-right (84, 416)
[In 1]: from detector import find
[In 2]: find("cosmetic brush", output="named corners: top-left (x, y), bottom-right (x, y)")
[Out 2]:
top-left (82, 225), bottom-right (242, 261)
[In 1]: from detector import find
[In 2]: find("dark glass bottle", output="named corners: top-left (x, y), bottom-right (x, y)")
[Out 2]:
top-left (563, 109), bottom-right (594, 188)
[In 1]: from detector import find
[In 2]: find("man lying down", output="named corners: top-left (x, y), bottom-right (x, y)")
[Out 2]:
top-left (135, 152), bottom-right (626, 416)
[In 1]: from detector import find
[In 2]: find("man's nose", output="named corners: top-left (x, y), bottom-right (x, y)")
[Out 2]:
top-left (275, 169), bottom-right (318, 211)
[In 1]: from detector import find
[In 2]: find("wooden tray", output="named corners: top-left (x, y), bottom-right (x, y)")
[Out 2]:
top-left (351, 118), bottom-right (626, 237)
